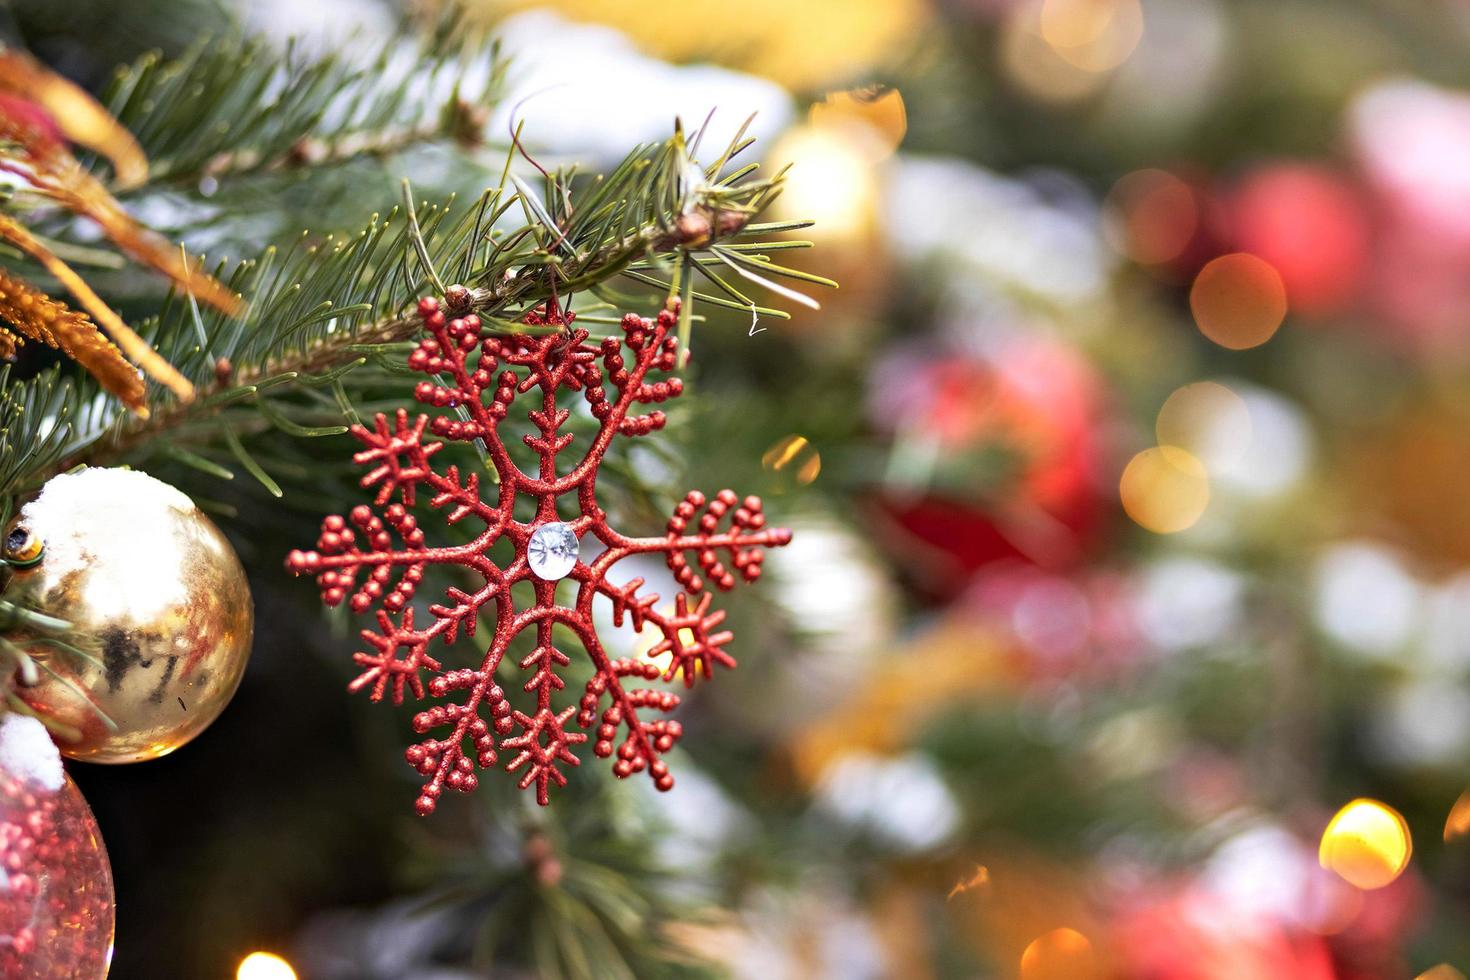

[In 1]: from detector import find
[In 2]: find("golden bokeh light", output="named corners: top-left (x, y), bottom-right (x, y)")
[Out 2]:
top-left (1444, 788), bottom-right (1470, 842)
top-left (237, 952), bottom-right (298, 980)
top-left (1001, 3), bottom-right (1111, 104)
top-left (1105, 169), bottom-right (1199, 265)
top-left (1417, 966), bottom-right (1468, 980)
top-left (1039, 0), bottom-right (1145, 72)
top-left (630, 606), bottom-right (700, 679)
top-left (1120, 446), bottom-right (1209, 534)
top-left (632, 608), bottom-right (676, 674)
top-left (1020, 927), bottom-right (1100, 980)
top-left (810, 87), bottom-right (907, 159)
top-left (1319, 798), bottom-right (1412, 890)
top-left (460, 0), bottom-right (927, 91)
top-left (769, 126), bottom-right (879, 243)
top-left (762, 434), bottom-right (822, 486)
top-left (1190, 253), bottom-right (1288, 350)
top-left (1156, 381), bottom-right (1251, 468)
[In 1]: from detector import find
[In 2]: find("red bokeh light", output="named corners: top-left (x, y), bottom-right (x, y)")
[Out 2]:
top-left (1230, 164), bottom-right (1370, 316)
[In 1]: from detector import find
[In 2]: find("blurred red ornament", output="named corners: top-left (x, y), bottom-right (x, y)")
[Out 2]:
top-left (1325, 873), bottom-right (1425, 980)
top-left (0, 715), bottom-right (114, 979)
top-left (869, 338), bottom-right (1109, 597)
top-left (287, 297), bottom-right (791, 812)
top-left (1115, 888), bottom-right (1336, 980)
top-left (1230, 164), bottom-right (1370, 316)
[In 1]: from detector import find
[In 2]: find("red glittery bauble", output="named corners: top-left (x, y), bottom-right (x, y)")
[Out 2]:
top-left (0, 716), bottom-right (115, 979)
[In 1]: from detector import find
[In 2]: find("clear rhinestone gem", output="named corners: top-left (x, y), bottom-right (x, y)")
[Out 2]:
top-left (527, 522), bottom-right (579, 580)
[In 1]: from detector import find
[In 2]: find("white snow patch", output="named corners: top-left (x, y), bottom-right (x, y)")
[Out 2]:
top-left (0, 715), bottom-right (63, 792)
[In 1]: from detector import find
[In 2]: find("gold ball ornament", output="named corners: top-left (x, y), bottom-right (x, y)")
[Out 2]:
top-left (4, 467), bottom-right (253, 762)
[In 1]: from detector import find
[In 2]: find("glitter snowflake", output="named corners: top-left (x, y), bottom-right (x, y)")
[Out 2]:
top-left (286, 295), bottom-right (791, 812)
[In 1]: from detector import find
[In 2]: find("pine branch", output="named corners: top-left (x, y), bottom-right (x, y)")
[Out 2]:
top-left (101, 20), bottom-right (505, 189)
top-left (0, 364), bottom-right (108, 499)
top-left (1, 122), bottom-right (827, 498)
top-left (416, 785), bottom-right (722, 980)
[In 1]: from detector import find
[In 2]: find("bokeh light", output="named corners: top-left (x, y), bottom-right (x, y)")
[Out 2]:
top-left (1190, 252), bottom-right (1288, 350)
top-left (1313, 542), bottom-right (1420, 660)
top-left (1156, 381), bottom-right (1251, 469)
top-left (1231, 165), bottom-right (1369, 315)
top-left (1373, 679), bottom-right (1470, 768)
top-left (1020, 926), bottom-right (1100, 980)
top-left (1104, 168), bottom-right (1200, 266)
top-left (1001, 1), bottom-right (1112, 103)
top-left (632, 606), bottom-right (677, 675)
top-left (809, 86), bottom-right (906, 159)
top-left (1039, 0), bottom-right (1145, 72)
top-left (1418, 967), bottom-right (1468, 980)
top-left (769, 125), bottom-right (879, 242)
top-left (1137, 556), bottom-right (1243, 651)
top-left (479, 0), bottom-right (927, 92)
top-left (1100, 0), bottom-right (1229, 131)
top-left (1319, 799), bottom-right (1412, 890)
top-left (762, 434), bottom-right (822, 486)
top-left (1444, 788), bottom-right (1470, 842)
top-left (237, 952), bottom-right (297, 980)
top-left (1209, 385), bottom-right (1312, 497)
top-left (1120, 446), bottom-right (1209, 533)
top-left (1200, 823), bottom-right (1364, 937)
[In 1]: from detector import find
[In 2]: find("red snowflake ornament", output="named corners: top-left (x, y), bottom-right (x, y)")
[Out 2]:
top-left (286, 296), bottom-right (791, 812)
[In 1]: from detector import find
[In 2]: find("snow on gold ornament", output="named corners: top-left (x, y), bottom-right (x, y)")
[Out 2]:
top-left (5, 468), bottom-right (253, 762)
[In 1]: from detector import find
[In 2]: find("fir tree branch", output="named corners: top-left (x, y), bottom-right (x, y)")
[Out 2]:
top-left (2, 123), bottom-right (826, 498)
top-left (101, 22), bottom-right (505, 189)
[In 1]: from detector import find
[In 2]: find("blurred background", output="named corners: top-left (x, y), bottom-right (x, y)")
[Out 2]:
top-left (9, 0), bottom-right (1470, 976)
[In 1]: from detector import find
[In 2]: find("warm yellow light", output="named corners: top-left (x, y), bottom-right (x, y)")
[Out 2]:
top-left (480, 0), bottom-right (928, 93)
top-left (1039, 0), bottom-right (1145, 72)
top-left (770, 127), bottom-right (877, 243)
top-left (810, 87), bottom-right (907, 159)
top-left (762, 434), bottom-right (822, 486)
top-left (1156, 381), bottom-right (1251, 469)
top-left (237, 952), bottom-right (297, 980)
top-left (632, 606), bottom-right (676, 673)
top-left (1000, 3), bottom-right (1109, 104)
top-left (1119, 446), bottom-right (1209, 534)
top-left (1020, 927), bottom-right (1098, 980)
top-left (1320, 798), bottom-right (1412, 890)
top-left (1190, 253), bottom-right (1288, 350)
top-left (1444, 788), bottom-right (1470, 842)
top-left (1417, 966), bottom-right (1468, 980)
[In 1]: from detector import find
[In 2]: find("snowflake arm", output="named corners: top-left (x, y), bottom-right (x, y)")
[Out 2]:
top-left (349, 607), bottom-right (443, 703)
top-left (642, 592), bottom-right (735, 686)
